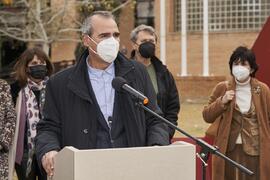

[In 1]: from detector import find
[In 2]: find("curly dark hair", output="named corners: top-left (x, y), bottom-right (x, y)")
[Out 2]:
top-left (229, 46), bottom-right (258, 77)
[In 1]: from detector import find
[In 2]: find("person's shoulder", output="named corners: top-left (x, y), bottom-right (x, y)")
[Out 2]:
top-left (216, 80), bottom-right (228, 86)
top-left (119, 58), bottom-right (147, 75)
top-left (116, 54), bottom-right (147, 78)
top-left (49, 65), bottom-right (75, 82)
top-left (130, 59), bottom-right (149, 74)
top-left (151, 56), bottom-right (172, 74)
top-left (128, 58), bottom-right (145, 68)
top-left (117, 52), bottom-right (145, 70)
top-left (161, 64), bottom-right (173, 77)
top-left (252, 78), bottom-right (270, 91)
top-left (10, 81), bottom-right (21, 99)
top-left (214, 80), bottom-right (229, 90)
top-left (0, 79), bottom-right (8, 86)
top-left (0, 79), bottom-right (10, 94)
top-left (0, 79), bottom-right (9, 89)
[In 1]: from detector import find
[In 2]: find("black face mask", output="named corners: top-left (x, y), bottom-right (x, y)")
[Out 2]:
top-left (138, 41), bottom-right (155, 58)
top-left (28, 65), bottom-right (48, 80)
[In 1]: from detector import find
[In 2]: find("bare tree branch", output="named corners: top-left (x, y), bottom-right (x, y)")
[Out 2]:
top-left (0, 0), bottom-right (133, 54)
top-left (111, 0), bottom-right (133, 13)
top-left (0, 29), bottom-right (45, 42)
top-left (0, 11), bottom-right (26, 16)
top-left (55, 38), bottom-right (81, 42)
top-left (46, 0), bottom-right (67, 25)
top-left (58, 28), bottom-right (82, 33)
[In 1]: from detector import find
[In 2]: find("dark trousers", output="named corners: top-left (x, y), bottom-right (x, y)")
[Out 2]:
top-left (225, 144), bottom-right (259, 180)
top-left (15, 152), bottom-right (46, 180)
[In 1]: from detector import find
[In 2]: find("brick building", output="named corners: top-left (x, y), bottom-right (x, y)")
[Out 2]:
top-left (154, 0), bottom-right (269, 77)
top-left (1, 0), bottom-right (269, 99)
top-left (51, 0), bottom-right (270, 78)
top-left (153, 0), bottom-right (269, 100)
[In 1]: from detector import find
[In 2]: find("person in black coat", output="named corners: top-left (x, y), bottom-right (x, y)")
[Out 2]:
top-left (130, 24), bottom-right (180, 140)
top-left (35, 11), bottom-right (169, 177)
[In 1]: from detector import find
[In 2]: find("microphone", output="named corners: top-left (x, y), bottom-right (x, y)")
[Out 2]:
top-left (112, 77), bottom-right (149, 105)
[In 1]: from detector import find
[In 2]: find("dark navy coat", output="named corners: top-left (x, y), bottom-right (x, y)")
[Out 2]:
top-left (35, 51), bottom-right (169, 165)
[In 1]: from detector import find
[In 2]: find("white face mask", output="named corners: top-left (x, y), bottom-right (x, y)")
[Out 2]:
top-left (88, 36), bottom-right (119, 63)
top-left (232, 65), bottom-right (250, 81)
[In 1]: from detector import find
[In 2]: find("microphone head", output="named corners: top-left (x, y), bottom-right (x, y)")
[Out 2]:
top-left (112, 76), bottom-right (127, 91)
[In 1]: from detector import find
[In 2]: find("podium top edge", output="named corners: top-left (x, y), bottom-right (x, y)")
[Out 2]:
top-left (60, 141), bottom-right (195, 153)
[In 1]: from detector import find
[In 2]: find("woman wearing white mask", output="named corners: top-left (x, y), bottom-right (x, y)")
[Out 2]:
top-left (203, 46), bottom-right (270, 180)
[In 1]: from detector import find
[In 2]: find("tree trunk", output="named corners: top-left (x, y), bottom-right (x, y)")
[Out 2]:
top-left (42, 43), bottom-right (50, 56)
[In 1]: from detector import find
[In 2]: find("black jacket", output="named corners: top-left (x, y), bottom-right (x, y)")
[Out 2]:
top-left (151, 56), bottom-right (180, 139)
top-left (35, 51), bottom-right (169, 164)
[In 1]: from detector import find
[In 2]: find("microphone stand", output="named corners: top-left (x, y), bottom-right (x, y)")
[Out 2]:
top-left (135, 101), bottom-right (254, 180)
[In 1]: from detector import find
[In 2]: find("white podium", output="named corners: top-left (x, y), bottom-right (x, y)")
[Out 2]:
top-left (52, 141), bottom-right (195, 180)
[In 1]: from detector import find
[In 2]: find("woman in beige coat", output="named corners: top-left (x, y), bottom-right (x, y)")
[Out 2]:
top-left (203, 46), bottom-right (270, 180)
top-left (0, 79), bottom-right (16, 180)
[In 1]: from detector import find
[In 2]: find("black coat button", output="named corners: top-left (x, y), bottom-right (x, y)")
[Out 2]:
top-left (83, 129), bottom-right (88, 134)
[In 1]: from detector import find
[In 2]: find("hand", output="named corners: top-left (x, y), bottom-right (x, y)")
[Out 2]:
top-left (221, 90), bottom-right (235, 105)
top-left (41, 150), bottom-right (58, 177)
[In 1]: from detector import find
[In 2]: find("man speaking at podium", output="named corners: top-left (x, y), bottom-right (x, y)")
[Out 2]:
top-left (35, 11), bottom-right (169, 177)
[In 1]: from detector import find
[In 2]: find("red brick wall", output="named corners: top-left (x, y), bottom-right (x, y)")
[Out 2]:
top-left (50, 1), bottom-right (261, 100)
top-left (154, 0), bottom-right (259, 100)
top-left (165, 32), bottom-right (258, 77)
top-left (175, 76), bottom-right (226, 101)
top-left (118, 2), bottom-right (135, 57)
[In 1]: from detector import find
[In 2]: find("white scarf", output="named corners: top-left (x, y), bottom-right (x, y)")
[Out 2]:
top-left (23, 77), bottom-right (47, 176)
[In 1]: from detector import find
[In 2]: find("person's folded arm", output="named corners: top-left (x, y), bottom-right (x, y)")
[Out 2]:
top-left (202, 83), bottom-right (228, 123)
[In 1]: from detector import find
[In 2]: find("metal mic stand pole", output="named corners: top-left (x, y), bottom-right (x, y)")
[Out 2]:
top-left (135, 102), bottom-right (254, 180)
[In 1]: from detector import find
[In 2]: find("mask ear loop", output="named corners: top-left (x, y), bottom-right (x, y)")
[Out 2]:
top-left (87, 35), bottom-right (98, 55)
top-left (132, 40), bottom-right (141, 47)
top-left (132, 40), bottom-right (140, 55)
top-left (131, 41), bottom-right (141, 59)
top-left (250, 69), bottom-right (254, 76)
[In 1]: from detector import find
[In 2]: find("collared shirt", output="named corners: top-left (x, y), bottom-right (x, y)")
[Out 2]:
top-left (86, 58), bottom-right (115, 126)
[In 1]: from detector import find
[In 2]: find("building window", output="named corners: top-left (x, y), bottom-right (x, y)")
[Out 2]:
top-left (135, 0), bottom-right (154, 27)
top-left (174, 0), bottom-right (270, 32)
top-left (174, 0), bottom-right (203, 32)
top-left (174, 0), bottom-right (181, 32)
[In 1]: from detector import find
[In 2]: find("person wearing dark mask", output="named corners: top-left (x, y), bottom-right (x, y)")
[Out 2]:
top-left (130, 24), bottom-right (180, 141)
top-left (10, 47), bottom-right (53, 180)
top-left (35, 11), bottom-right (169, 178)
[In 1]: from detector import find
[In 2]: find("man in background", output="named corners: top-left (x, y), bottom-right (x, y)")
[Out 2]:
top-left (130, 24), bottom-right (180, 140)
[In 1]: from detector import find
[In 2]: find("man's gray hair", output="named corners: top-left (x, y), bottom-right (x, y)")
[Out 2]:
top-left (130, 24), bottom-right (157, 42)
top-left (81, 11), bottom-right (115, 36)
